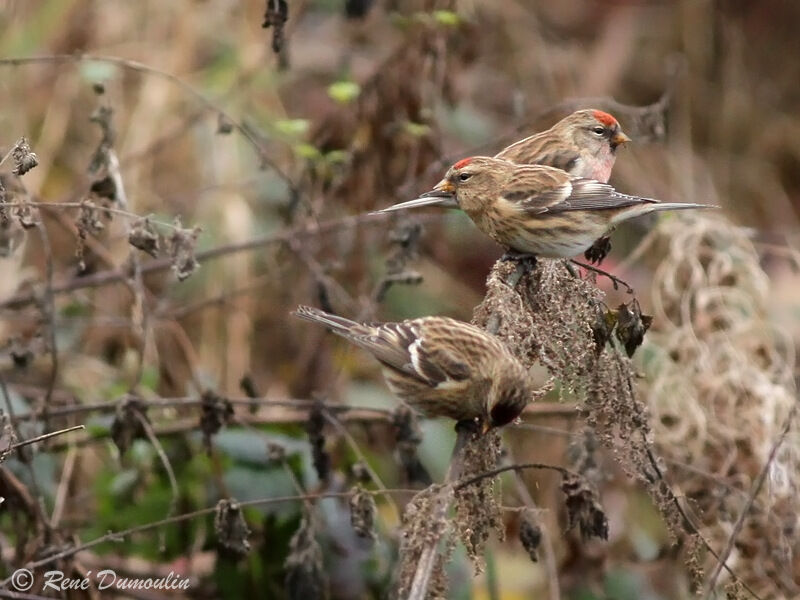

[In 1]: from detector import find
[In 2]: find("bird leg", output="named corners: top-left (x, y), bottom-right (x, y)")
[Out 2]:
top-left (568, 259), bottom-right (634, 294)
top-left (584, 235), bottom-right (613, 264)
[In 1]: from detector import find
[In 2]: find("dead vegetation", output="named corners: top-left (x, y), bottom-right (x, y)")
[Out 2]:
top-left (1, 1), bottom-right (799, 599)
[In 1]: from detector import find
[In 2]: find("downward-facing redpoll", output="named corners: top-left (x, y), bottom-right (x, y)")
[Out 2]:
top-left (294, 305), bottom-right (534, 432)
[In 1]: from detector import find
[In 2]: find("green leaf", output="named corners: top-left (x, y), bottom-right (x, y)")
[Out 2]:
top-left (274, 118), bottom-right (310, 138)
top-left (324, 149), bottom-right (349, 164)
top-left (292, 143), bottom-right (322, 160)
top-left (433, 10), bottom-right (460, 27)
top-left (327, 80), bottom-right (361, 104)
top-left (403, 121), bottom-right (431, 138)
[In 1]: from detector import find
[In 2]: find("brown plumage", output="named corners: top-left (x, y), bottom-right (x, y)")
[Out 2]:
top-left (496, 109), bottom-right (630, 183)
top-left (374, 156), bottom-right (713, 259)
top-left (293, 305), bottom-right (534, 432)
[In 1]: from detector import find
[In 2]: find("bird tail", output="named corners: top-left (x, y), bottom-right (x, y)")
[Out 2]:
top-left (611, 200), bottom-right (716, 225)
top-left (293, 305), bottom-right (359, 334)
top-left (369, 191), bottom-right (458, 215)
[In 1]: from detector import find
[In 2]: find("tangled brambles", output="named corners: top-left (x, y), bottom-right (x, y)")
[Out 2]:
top-left (643, 215), bottom-right (800, 597)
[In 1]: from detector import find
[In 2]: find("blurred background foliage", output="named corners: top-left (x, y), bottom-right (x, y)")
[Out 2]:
top-left (1, 0), bottom-right (799, 598)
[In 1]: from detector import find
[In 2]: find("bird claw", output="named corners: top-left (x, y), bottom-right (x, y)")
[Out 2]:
top-left (584, 236), bottom-right (612, 264)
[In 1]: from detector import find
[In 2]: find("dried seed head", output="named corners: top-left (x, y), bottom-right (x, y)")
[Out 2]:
top-left (89, 175), bottom-right (118, 202)
top-left (266, 441), bottom-right (286, 464)
top-left (350, 461), bottom-right (371, 483)
top-left (560, 472), bottom-right (608, 540)
top-left (200, 390), bottom-right (234, 453)
top-left (214, 498), bottom-right (251, 558)
top-left (14, 199), bottom-right (37, 229)
top-left (590, 303), bottom-right (617, 354)
top-left (285, 514), bottom-right (329, 600)
top-left (10, 137), bottom-right (38, 176)
top-left (615, 299), bottom-right (652, 357)
top-left (306, 403), bottom-right (330, 483)
top-left (128, 217), bottom-right (160, 258)
top-left (262, 0), bottom-right (289, 54)
top-left (217, 113), bottom-right (234, 135)
top-left (348, 485), bottom-right (377, 541)
top-left (0, 414), bottom-right (17, 464)
top-left (393, 484), bottom-right (454, 599)
top-left (453, 429), bottom-right (504, 571)
top-left (519, 512), bottom-right (542, 563)
top-left (110, 395), bottom-right (148, 455)
top-left (169, 218), bottom-right (201, 281)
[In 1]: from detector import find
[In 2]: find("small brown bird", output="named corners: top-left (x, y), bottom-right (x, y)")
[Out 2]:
top-left (496, 109), bottom-right (631, 183)
top-left (294, 305), bottom-right (533, 432)
top-left (374, 156), bottom-right (711, 260)
top-left (497, 109), bottom-right (631, 262)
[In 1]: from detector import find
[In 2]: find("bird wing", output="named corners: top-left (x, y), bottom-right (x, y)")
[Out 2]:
top-left (501, 166), bottom-right (657, 215)
top-left (347, 321), bottom-right (471, 387)
top-left (496, 133), bottom-right (581, 173)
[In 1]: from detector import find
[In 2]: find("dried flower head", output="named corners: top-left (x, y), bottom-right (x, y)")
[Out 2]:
top-left (519, 511), bottom-right (542, 563)
top-left (348, 485), bottom-right (377, 541)
top-left (266, 441), bottom-right (286, 465)
top-left (393, 484), bottom-right (454, 599)
top-left (110, 395), bottom-right (148, 455)
top-left (200, 390), bottom-right (233, 452)
top-left (285, 513), bottom-right (329, 600)
top-left (128, 217), bottom-right (160, 258)
top-left (615, 299), bottom-right (653, 357)
top-left (453, 429), bottom-right (504, 571)
top-left (306, 403), bottom-right (330, 483)
top-left (350, 461), bottom-right (371, 484)
top-left (262, 0), bottom-right (288, 53)
top-left (214, 498), bottom-right (251, 558)
top-left (560, 472), bottom-right (608, 540)
top-left (0, 413), bottom-right (17, 464)
top-left (168, 218), bottom-right (201, 281)
top-left (10, 137), bottom-right (38, 176)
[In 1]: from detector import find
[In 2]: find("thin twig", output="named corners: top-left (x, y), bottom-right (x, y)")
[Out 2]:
top-left (0, 487), bottom-right (419, 584)
top-left (9, 425), bottom-right (85, 450)
top-left (133, 409), bottom-right (179, 531)
top-left (322, 409), bottom-right (400, 522)
top-left (0, 212), bottom-right (408, 310)
top-left (51, 445), bottom-right (79, 528)
top-left (504, 448), bottom-right (561, 600)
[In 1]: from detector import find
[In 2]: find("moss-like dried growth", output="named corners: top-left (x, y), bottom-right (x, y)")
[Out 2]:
top-left (452, 429), bottom-right (504, 572)
top-left (393, 484), bottom-right (455, 599)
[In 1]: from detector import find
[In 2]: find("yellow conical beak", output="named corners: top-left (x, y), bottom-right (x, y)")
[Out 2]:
top-left (611, 130), bottom-right (632, 147)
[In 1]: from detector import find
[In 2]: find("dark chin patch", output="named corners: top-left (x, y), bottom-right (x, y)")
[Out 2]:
top-left (490, 400), bottom-right (522, 428)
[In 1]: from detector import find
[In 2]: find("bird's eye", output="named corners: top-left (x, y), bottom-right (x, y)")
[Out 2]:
top-left (458, 172), bottom-right (472, 182)
top-left (592, 126), bottom-right (606, 135)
